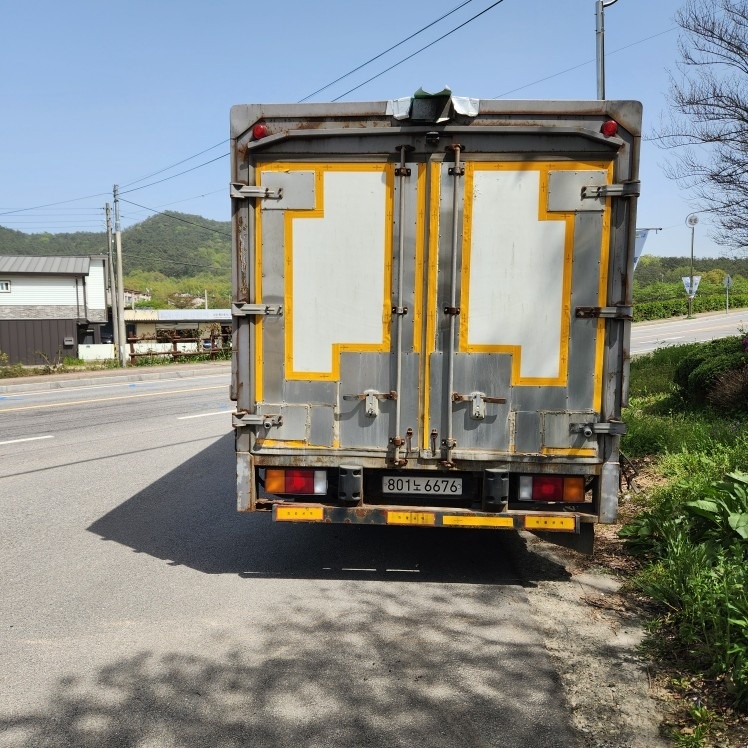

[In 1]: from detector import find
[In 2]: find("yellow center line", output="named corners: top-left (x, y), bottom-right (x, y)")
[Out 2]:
top-left (0, 385), bottom-right (226, 413)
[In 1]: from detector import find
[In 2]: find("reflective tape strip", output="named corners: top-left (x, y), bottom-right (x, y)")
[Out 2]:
top-left (524, 515), bottom-right (577, 531)
top-left (386, 511), bottom-right (436, 526)
top-left (275, 506), bottom-right (324, 522)
top-left (442, 515), bottom-right (514, 528)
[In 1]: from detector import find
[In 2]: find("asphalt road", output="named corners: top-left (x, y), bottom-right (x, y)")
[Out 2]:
top-left (0, 373), bottom-right (581, 748)
top-left (630, 308), bottom-right (747, 355)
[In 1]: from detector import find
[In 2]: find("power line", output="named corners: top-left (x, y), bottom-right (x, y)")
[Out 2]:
top-left (298, 0), bottom-right (475, 102)
top-left (118, 153), bottom-right (228, 196)
top-left (118, 198), bottom-right (231, 237)
top-left (121, 140), bottom-right (229, 188)
top-left (332, 0), bottom-right (507, 102)
top-left (493, 26), bottom-right (677, 98)
top-left (117, 249), bottom-right (227, 272)
top-left (0, 192), bottom-right (110, 218)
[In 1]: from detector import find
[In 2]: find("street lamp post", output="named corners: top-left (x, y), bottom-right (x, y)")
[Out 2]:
top-left (686, 214), bottom-right (698, 319)
top-left (596, 0), bottom-right (621, 99)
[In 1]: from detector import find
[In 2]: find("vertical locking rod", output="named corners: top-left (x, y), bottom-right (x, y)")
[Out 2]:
top-left (444, 144), bottom-right (464, 463)
top-left (392, 146), bottom-right (411, 465)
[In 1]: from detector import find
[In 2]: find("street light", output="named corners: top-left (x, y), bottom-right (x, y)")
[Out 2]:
top-left (686, 214), bottom-right (698, 319)
top-left (596, 0), bottom-right (621, 99)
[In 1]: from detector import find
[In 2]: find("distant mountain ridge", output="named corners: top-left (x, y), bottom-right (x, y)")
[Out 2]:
top-left (0, 212), bottom-right (231, 279)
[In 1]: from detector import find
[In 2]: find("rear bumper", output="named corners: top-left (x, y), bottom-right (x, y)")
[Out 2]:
top-left (267, 502), bottom-right (594, 533)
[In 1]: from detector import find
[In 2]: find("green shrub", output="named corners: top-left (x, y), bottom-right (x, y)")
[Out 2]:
top-left (0, 350), bottom-right (25, 378)
top-left (708, 365), bottom-right (748, 413)
top-left (687, 352), bottom-right (748, 402)
top-left (633, 294), bottom-right (748, 322)
top-left (671, 336), bottom-right (747, 399)
top-left (622, 473), bottom-right (748, 707)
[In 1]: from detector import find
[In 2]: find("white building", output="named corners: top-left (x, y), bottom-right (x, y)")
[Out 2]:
top-left (0, 255), bottom-right (111, 364)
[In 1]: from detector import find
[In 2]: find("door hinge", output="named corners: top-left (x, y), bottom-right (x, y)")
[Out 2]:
top-left (232, 302), bottom-right (283, 317)
top-left (581, 180), bottom-right (640, 200)
top-left (570, 421), bottom-right (627, 437)
top-left (230, 182), bottom-right (283, 201)
top-left (575, 305), bottom-right (632, 320)
top-left (233, 412), bottom-right (283, 429)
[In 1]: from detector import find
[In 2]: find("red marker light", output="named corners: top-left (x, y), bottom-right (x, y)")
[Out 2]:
top-left (600, 120), bottom-right (619, 138)
top-left (252, 123), bottom-right (269, 140)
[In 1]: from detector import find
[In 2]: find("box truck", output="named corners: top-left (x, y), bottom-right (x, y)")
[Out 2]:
top-left (230, 91), bottom-right (641, 553)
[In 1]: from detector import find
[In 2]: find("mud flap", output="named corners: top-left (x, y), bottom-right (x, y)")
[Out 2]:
top-left (530, 522), bottom-right (594, 555)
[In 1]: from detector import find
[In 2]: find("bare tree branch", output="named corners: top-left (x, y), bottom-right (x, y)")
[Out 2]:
top-left (657, 0), bottom-right (748, 251)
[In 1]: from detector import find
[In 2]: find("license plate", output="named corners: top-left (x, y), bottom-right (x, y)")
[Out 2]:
top-left (382, 476), bottom-right (463, 496)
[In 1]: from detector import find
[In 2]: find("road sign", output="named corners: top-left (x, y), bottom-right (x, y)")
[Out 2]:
top-left (682, 276), bottom-right (701, 296)
top-left (724, 274), bottom-right (733, 289)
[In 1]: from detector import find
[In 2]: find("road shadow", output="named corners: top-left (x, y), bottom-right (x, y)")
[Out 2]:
top-left (1, 590), bottom-right (582, 748)
top-left (87, 433), bottom-right (571, 586)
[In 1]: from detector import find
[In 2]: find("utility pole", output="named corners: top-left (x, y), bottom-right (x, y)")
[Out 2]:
top-left (596, 0), bottom-right (620, 99)
top-left (113, 185), bottom-right (127, 367)
top-left (686, 214), bottom-right (698, 319)
top-left (105, 203), bottom-right (119, 352)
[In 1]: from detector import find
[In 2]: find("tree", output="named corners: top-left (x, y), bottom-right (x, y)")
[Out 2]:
top-left (659, 0), bottom-right (748, 252)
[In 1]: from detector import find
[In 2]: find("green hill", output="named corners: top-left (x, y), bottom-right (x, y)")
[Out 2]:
top-left (0, 212), bottom-right (231, 280)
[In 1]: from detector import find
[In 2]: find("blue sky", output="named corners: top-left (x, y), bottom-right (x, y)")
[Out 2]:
top-left (0, 0), bottom-right (728, 258)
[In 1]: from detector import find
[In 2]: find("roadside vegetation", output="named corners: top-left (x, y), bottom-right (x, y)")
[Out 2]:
top-left (633, 256), bottom-right (748, 322)
top-left (619, 334), bottom-right (748, 745)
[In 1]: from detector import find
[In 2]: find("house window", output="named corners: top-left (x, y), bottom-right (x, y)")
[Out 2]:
top-left (0, 280), bottom-right (10, 293)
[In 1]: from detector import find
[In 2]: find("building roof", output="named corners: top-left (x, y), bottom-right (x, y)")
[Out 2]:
top-left (123, 309), bottom-right (231, 323)
top-left (157, 309), bottom-right (232, 322)
top-left (0, 255), bottom-right (105, 276)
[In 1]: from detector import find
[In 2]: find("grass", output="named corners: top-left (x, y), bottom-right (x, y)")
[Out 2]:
top-left (619, 341), bottom-right (748, 744)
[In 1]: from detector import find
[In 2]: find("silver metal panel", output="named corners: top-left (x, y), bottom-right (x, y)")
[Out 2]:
top-left (309, 405), bottom-right (335, 447)
top-left (258, 210), bottom-right (287, 403)
top-left (567, 212), bottom-right (604, 409)
top-left (255, 403), bottom-right (309, 442)
top-left (260, 171), bottom-right (315, 210)
top-left (510, 385), bottom-right (568, 414)
top-left (284, 380), bottom-right (337, 404)
top-left (451, 353), bottom-right (512, 451)
top-left (513, 411), bottom-right (541, 454)
top-left (547, 170), bottom-right (608, 212)
top-left (338, 352), bottom-right (394, 450)
top-left (393, 165), bottom-right (421, 353)
top-left (542, 411), bottom-right (597, 451)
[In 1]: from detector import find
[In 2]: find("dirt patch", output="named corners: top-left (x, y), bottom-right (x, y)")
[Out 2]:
top-left (519, 457), bottom-right (748, 747)
top-left (523, 530), bottom-right (672, 747)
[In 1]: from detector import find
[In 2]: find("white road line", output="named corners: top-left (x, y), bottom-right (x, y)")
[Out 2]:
top-left (177, 411), bottom-right (230, 420)
top-left (8, 374), bottom-right (229, 397)
top-left (0, 435), bottom-right (54, 446)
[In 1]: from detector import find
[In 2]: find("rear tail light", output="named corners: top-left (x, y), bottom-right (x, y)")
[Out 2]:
top-left (518, 475), bottom-right (587, 502)
top-left (265, 468), bottom-right (328, 495)
top-left (600, 119), bottom-right (619, 138)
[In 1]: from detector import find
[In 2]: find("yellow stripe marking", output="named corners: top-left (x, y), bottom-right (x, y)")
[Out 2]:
top-left (594, 162), bottom-right (616, 411)
top-left (542, 447), bottom-right (598, 457)
top-left (256, 162), bottom-right (393, 383)
top-left (459, 161), bottom-right (611, 387)
top-left (276, 506), bottom-right (324, 521)
top-left (524, 515), bottom-right (577, 531)
top-left (0, 385), bottom-right (225, 413)
top-left (387, 511), bottom-right (435, 526)
top-left (442, 515), bottom-right (514, 528)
